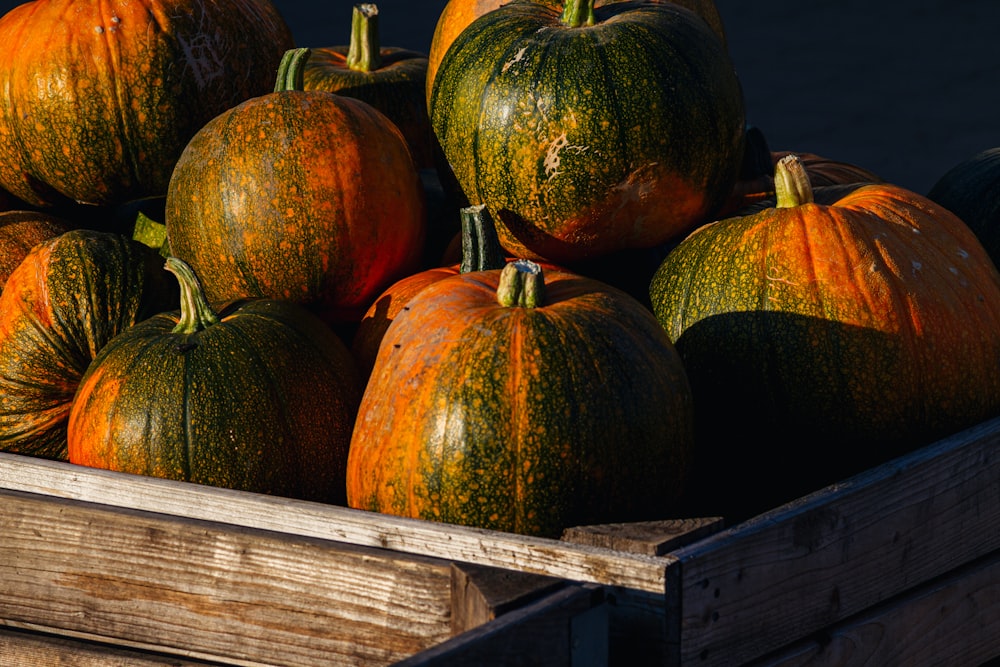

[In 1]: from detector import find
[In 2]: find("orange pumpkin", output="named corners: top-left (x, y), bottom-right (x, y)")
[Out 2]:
top-left (166, 48), bottom-right (427, 326)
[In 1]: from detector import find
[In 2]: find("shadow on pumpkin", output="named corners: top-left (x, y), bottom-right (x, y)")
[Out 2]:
top-left (672, 309), bottom-right (994, 523)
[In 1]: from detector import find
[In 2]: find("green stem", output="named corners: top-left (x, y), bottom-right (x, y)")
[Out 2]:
top-left (459, 204), bottom-right (507, 274)
top-left (497, 260), bottom-right (546, 308)
top-left (774, 154), bottom-right (815, 208)
top-left (274, 47), bottom-right (311, 92)
top-left (560, 0), bottom-right (596, 27)
top-left (346, 4), bottom-right (382, 72)
top-left (164, 257), bottom-right (221, 334)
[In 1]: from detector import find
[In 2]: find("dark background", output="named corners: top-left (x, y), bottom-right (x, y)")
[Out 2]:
top-left (2, 0), bottom-right (997, 194)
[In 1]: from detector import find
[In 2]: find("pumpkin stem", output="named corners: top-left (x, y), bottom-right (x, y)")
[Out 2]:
top-left (497, 259), bottom-right (546, 308)
top-left (560, 0), bottom-right (596, 27)
top-left (274, 47), bottom-right (311, 93)
top-left (459, 204), bottom-right (507, 274)
top-left (347, 4), bottom-right (382, 72)
top-left (775, 154), bottom-right (815, 208)
top-left (164, 257), bottom-right (221, 334)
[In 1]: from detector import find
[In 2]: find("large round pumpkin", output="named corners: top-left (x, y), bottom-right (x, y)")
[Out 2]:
top-left (166, 48), bottom-right (428, 326)
top-left (927, 147), bottom-right (1000, 271)
top-left (348, 260), bottom-right (694, 537)
top-left (648, 155), bottom-right (1000, 519)
top-left (0, 0), bottom-right (294, 208)
top-left (0, 229), bottom-right (179, 459)
top-left (429, 0), bottom-right (745, 263)
top-left (68, 257), bottom-right (362, 504)
top-left (302, 4), bottom-right (434, 169)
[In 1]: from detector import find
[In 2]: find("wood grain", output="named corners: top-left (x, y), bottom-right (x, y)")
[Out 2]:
top-left (0, 452), bottom-right (673, 593)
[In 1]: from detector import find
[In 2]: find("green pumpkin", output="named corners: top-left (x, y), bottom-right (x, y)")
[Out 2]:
top-left (429, 0), bottom-right (745, 263)
top-left (649, 155), bottom-right (1000, 519)
top-left (68, 257), bottom-right (363, 504)
top-left (0, 229), bottom-right (178, 459)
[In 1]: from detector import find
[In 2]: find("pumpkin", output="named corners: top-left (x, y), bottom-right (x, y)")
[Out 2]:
top-left (166, 48), bottom-right (427, 327)
top-left (0, 229), bottom-right (179, 459)
top-left (648, 155), bottom-right (1000, 519)
top-left (0, 0), bottom-right (294, 208)
top-left (425, 0), bottom-right (729, 109)
top-left (0, 210), bottom-right (73, 289)
top-left (351, 203), bottom-right (507, 377)
top-left (429, 0), bottom-right (745, 263)
top-left (927, 147), bottom-right (1000, 270)
top-left (347, 259), bottom-right (694, 537)
top-left (67, 257), bottom-right (361, 503)
top-left (302, 4), bottom-right (434, 169)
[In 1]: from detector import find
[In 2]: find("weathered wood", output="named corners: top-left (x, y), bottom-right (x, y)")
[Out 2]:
top-left (562, 518), bottom-right (726, 556)
top-left (668, 416), bottom-right (1000, 667)
top-left (0, 453), bottom-right (672, 594)
top-left (748, 550), bottom-right (1000, 666)
top-left (450, 562), bottom-right (565, 635)
top-left (0, 626), bottom-right (221, 666)
top-left (399, 584), bottom-right (608, 667)
top-left (0, 488), bottom-right (456, 666)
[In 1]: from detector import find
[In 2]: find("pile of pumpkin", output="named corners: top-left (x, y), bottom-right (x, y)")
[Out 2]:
top-left (1, 0), bottom-right (999, 536)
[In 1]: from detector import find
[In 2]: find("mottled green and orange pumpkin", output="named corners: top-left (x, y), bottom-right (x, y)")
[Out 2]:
top-left (348, 260), bottom-right (694, 537)
top-left (649, 155), bottom-right (1000, 519)
top-left (0, 0), bottom-right (294, 208)
top-left (429, 0), bottom-right (745, 263)
top-left (0, 210), bottom-right (73, 289)
top-left (302, 4), bottom-right (434, 169)
top-left (68, 257), bottom-right (362, 503)
top-left (67, 257), bottom-right (361, 504)
top-left (166, 48), bottom-right (427, 326)
top-left (0, 229), bottom-right (178, 459)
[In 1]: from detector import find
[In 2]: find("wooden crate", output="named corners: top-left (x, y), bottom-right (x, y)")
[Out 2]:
top-left (2, 414), bottom-right (999, 666)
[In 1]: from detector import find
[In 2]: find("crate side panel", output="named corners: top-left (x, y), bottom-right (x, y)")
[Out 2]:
top-left (0, 489), bottom-right (454, 666)
top-left (746, 549), bottom-right (1000, 666)
top-left (672, 418), bottom-right (1000, 666)
top-left (0, 453), bottom-right (670, 593)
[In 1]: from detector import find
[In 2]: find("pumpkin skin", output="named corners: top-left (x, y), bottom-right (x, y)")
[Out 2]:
top-left (649, 156), bottom-right (1000, 519)
top-left (429, 0), bottom-right (745, 263)
top-left (351, 204), bottom-right (508, 377)
top-left (0, 210), bottom-right (73, 289)
top-left (166, 49), bottom-right (428, 326)
top-left (0, 229), bottom-right (179, 459)
top-left (302, 5), bottom-right (435, 169)
top-left (0, 0), bottom-right (294, 208)
top-left (927, 147), bottom-right (1000, 271)
top-left (425, 0), bottom-right (729, 109)
top-left (348, 261), bottom-right (694, 538)
top-left (68, 258), bottom-right (362, 505)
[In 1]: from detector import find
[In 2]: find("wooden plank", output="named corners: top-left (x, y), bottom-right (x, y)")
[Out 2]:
top-left (748, 550), bottom-right (1000, 667)
top-left (0, 626), bottom-right (225, 666)
top-left (0, 488), bottom-right (456, 666)
top-left (0, 452), bottom-right (672, 593)
top-left (450, 562), bottom-right (566, 634)
top-left (668, 416), bottom-right (1000, 667)
top-left (562, 518), bottom-right (726, 556)
top-left (397, 584), bottom-right (608, 667)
